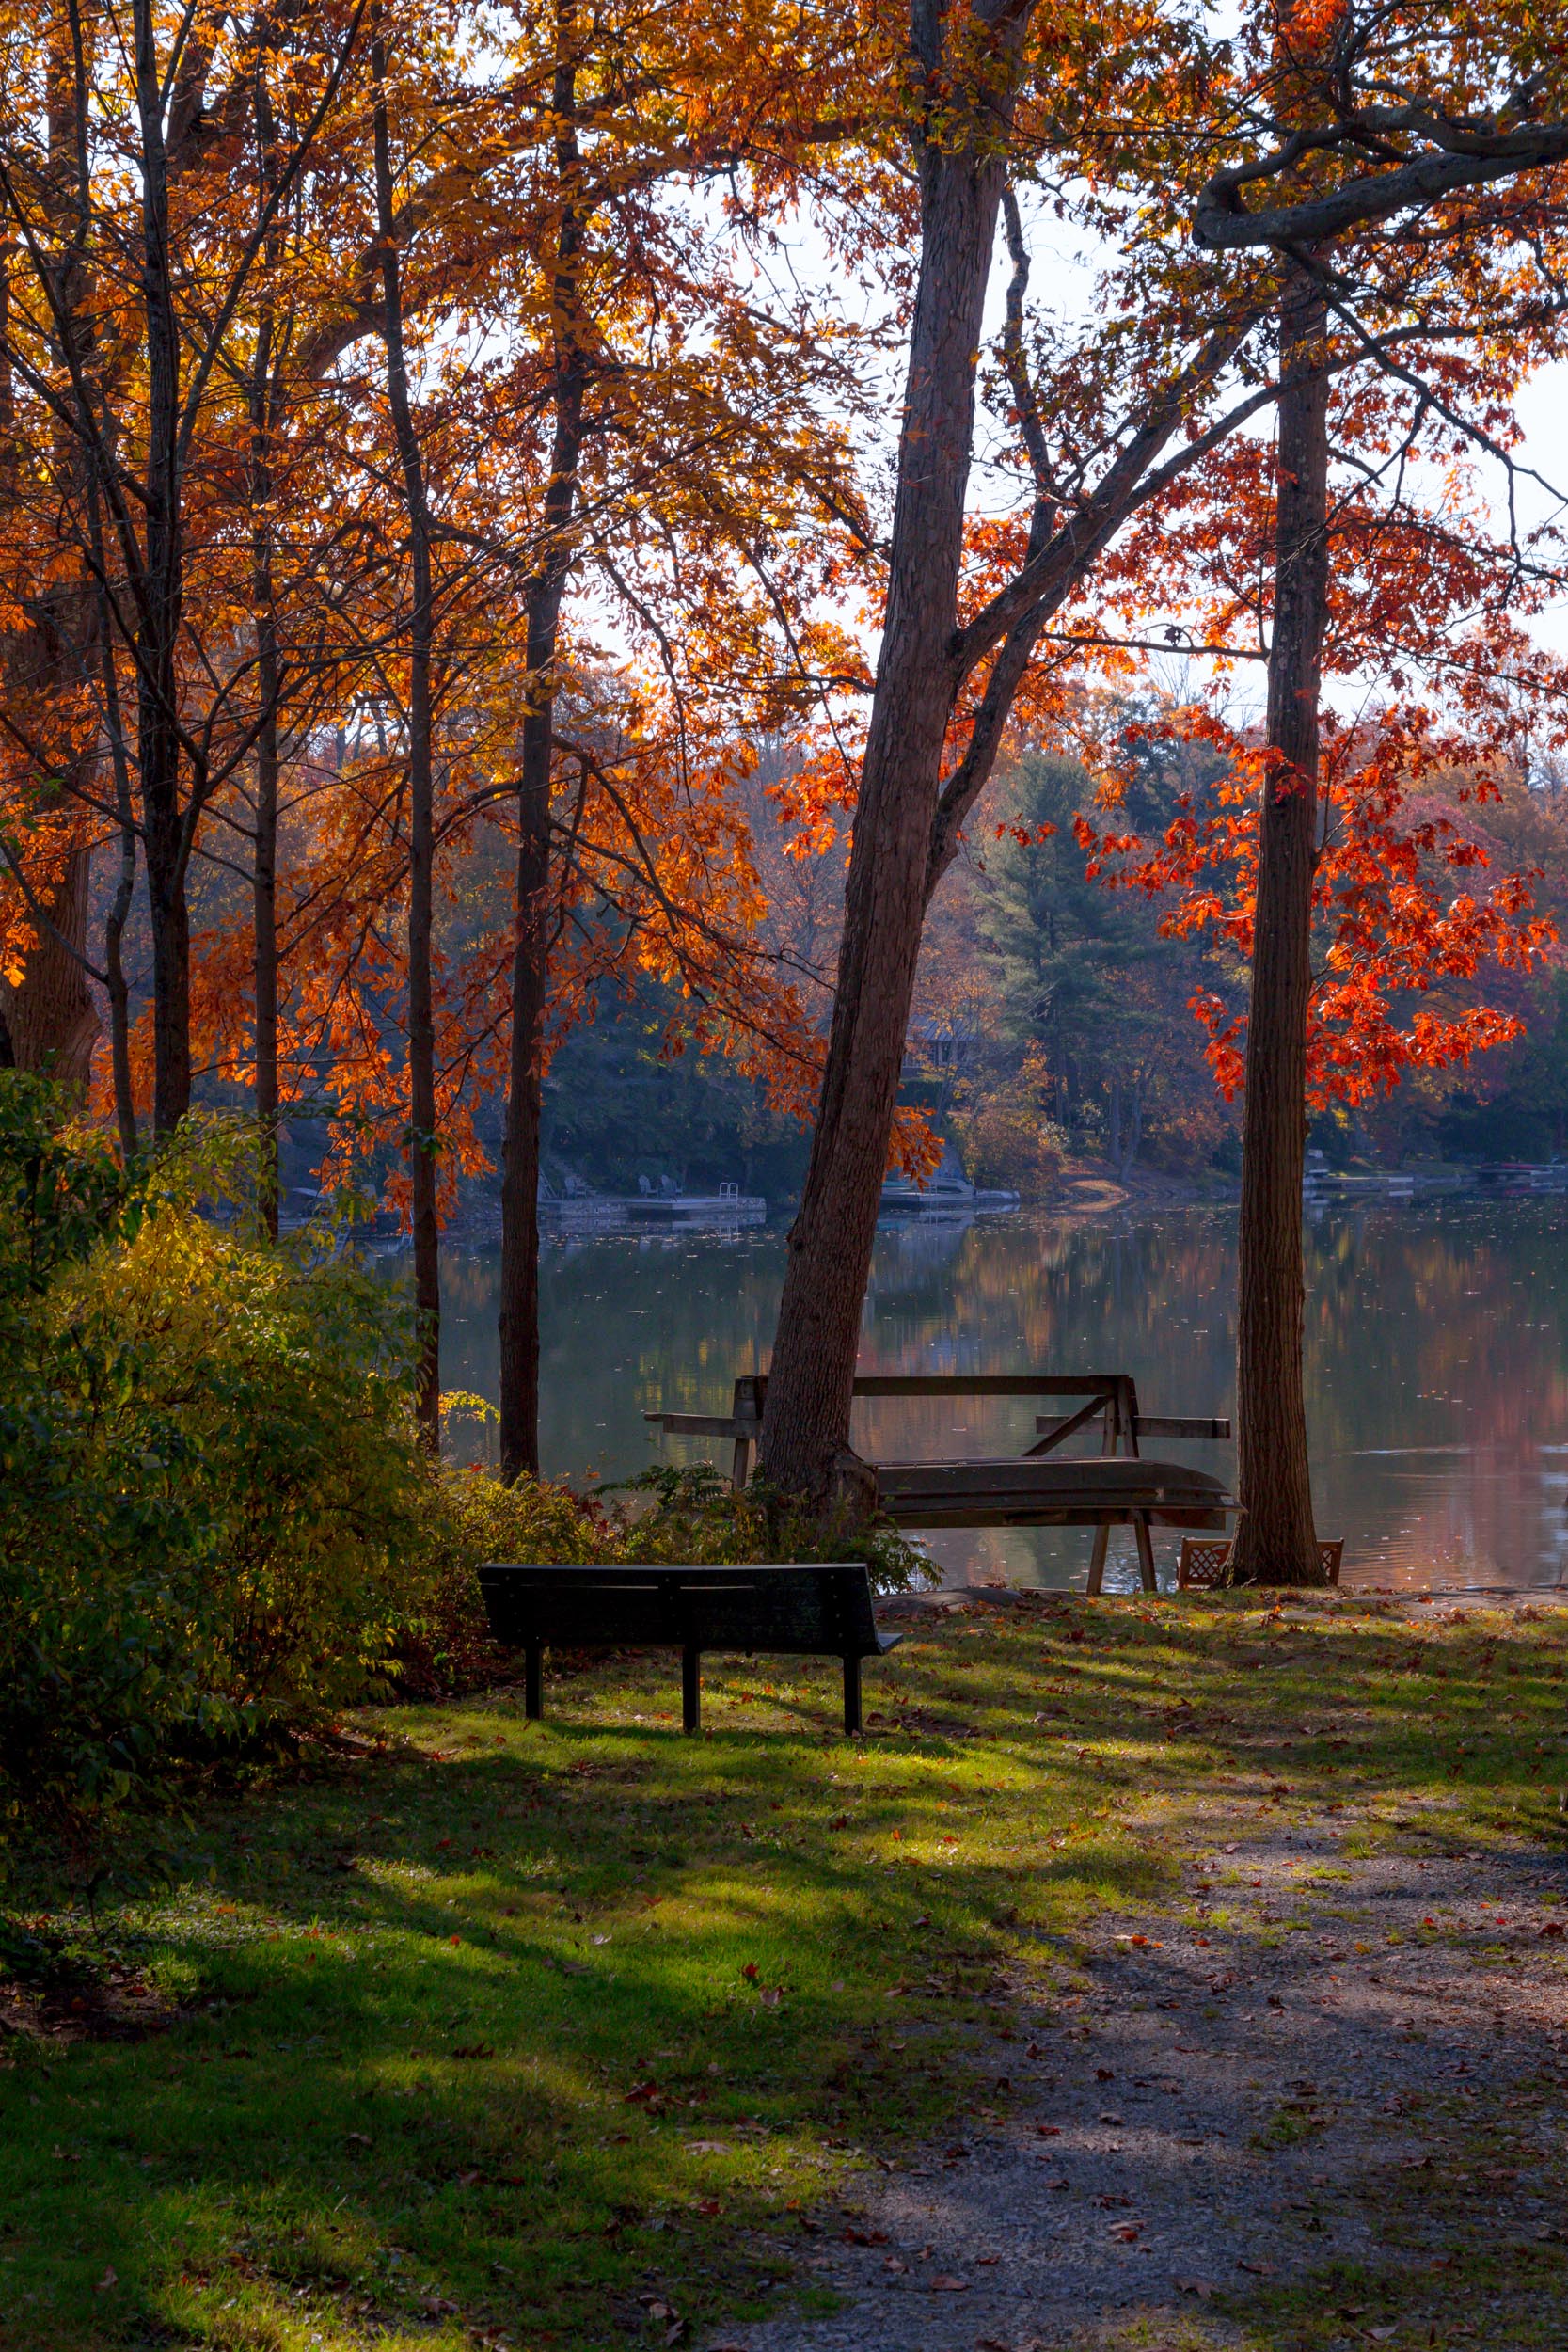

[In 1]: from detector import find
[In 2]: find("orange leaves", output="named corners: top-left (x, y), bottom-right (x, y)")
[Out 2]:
top-left (1081, 693), bottom-right (1560, 1110)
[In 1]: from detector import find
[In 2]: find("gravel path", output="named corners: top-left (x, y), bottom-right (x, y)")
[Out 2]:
top-left (704, 1804), bottom-right (1568, 2352)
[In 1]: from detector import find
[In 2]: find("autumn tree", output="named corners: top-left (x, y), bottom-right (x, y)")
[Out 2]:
top-left (1185, 0), bottom-right (1568, 1581)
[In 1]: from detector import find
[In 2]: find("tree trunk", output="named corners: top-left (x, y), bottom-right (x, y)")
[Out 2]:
top-left (1227, 265), bottom-right (1329, 1587)
top-left (499, 31), bottom-right (585, 1487)
top-left (133, 0), bottom-right (192, 1136)
top-left (0, 22), bottom-right (102, 1104)
top-left (0, 843), bottom-right (98, 1096)
top-left (250, 73), bottom-right (282, 1236)
top-left (252, 603), bottom-right (280, 1236)
top-left (758, 45), bottom-right (1019, 1502)
top-left (373, 20), bottom-right (440, 1445)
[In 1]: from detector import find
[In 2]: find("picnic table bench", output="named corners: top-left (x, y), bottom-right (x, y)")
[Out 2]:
top-left (645, 1372), bottom-right (1234, 1595)
top-left (477, 1561), bottom-right (901, 1734)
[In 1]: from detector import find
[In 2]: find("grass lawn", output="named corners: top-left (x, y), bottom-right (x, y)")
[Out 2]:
top-left (2, 1588), bottom-right (1565, 2350)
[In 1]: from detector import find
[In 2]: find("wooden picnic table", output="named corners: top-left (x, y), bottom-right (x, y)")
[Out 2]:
top-left (645, 1372), bottom-right (1234, 1596)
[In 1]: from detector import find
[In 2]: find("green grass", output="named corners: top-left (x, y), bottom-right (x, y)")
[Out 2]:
top-left (2, 1590), bottom-right (1566, 2349)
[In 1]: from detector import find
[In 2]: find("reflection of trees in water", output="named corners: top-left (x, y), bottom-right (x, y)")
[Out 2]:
top-left (437, 1201), bottom-right (1568, 1584)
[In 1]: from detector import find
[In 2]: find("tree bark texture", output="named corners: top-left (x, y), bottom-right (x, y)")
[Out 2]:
top-left (1227, 265), bottom-right (1329, 1587)
top-left (133, 0), bottom-right (193, 1136)
top-left (0, 843), bottom-right (98, 1095)
top-left (499, 33), bottom-right (585, 1486)
top-left (0, 23), bottom-right (103, 1104)
top-left (374, 23), bottom-right (441, 1446)
top-left (250, 72), bottom-right (282, 1235)
top-left (758, 11), bottom-right (1024, 1502)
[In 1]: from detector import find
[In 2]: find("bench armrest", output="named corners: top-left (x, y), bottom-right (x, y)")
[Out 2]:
top-left (642, 1410), bottom-right (752, 1438)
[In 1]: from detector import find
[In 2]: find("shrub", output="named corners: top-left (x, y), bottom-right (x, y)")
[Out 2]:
top-left (398, 1459), bottom-right (934, 1696)
top-left (0, 1080), bottom-right (432, 1864)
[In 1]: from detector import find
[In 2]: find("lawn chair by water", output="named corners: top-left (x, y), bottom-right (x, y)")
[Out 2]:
top-left (1177, 1536), bottom-right (1344, 1589)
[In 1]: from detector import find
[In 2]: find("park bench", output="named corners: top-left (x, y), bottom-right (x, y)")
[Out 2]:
top-left (477, 1561), bottom-right (902, 1734)
top-left (645, 1372), bottom-right (1234, 1595)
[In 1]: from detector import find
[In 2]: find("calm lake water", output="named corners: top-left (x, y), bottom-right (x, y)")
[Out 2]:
top-left (438, 1199), bottom-right (1568, 1595)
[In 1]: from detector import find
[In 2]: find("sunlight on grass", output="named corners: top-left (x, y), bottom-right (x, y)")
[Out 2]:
top-left (2, 1594), bottom-right (1564, 2347)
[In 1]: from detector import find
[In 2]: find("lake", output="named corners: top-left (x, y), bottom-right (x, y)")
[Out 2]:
top-left (438, 1197), bottom-right (1568, 1595)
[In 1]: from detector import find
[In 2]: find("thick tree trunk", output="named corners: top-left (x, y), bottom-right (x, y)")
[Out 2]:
top-left (499, 35), bottom-right (585, 1487)
top-left (1227, 266), bottom-right (1329, 1587)
top-left (758, 55), bottom-right (1017, 1502)
top-left (374, 23), bottom-right (441, 1445)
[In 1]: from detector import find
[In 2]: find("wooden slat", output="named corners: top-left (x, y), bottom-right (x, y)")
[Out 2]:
top-left (875, 1456), bottom-right (1226, 1493)
top-left (642, 1411), bottom-right (747, 1438)
top-left (1023, 1396), bottom-right (1111, 1457)
top-left (1133, 1415), bottom-right (1232, 1440)
top-left (849, 1373), bottom-right (1123, 1398)
top-left (1032, 1412), bottom-right (1231, 1442)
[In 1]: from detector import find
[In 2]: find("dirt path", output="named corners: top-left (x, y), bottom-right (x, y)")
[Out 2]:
top-left (707, 1799), bottom-right (1568, 2352)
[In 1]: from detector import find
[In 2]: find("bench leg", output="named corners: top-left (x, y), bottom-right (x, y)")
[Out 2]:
top-left (843, 1654), bottom-right (863, 1737)
top-left (1133, 1513), bottom-right (1157, 1594)
top-left (525, 1644), bottom-right (543, 1722)
top-left (1086, 1524), bottom-right (1110, 1597)
top-left (683, 1646), bottom-right (702, 1734)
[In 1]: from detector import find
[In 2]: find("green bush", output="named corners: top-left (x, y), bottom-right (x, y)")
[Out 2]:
top-left (0, 1076), bottom-right (932, 1863)
top-left (401, 1458), bottom-right (934, 1697)
top-left (0, 1078), bottom-right (430, 1863)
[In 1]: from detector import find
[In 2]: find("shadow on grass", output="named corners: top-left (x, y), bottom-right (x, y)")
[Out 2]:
top-left (3, 1599), bottom-right (1564, 2349)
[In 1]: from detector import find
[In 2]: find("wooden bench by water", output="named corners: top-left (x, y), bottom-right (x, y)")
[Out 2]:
top-left (646, 1373), bottom-right (1235, 1595)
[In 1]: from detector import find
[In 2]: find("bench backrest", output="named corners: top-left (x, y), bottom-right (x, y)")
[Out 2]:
top-left (478, 1562), bottom-right (883, 1657)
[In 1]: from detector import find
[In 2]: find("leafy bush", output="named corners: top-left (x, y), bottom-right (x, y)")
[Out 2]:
top-left (402, 1458), bottom-right (934, 1696)
top-left (0, 1078), bottom-right (430, 1864)
top-left (0, 1076), bottom-right (932, 1861)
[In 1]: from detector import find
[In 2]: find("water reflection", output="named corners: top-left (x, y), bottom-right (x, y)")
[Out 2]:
top-left (439, 1200), bottom-right (1568, 1595)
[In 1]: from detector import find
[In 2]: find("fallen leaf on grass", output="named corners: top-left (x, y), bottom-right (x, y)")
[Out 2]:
top-left (95, 2268), bottom-right (118, 2293)
top-left (929, 2274), bottom-right (970, 2292)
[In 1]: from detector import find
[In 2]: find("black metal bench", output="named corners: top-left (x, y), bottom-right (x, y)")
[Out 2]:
top-left (477, 1561), bottom-right (903, 1734)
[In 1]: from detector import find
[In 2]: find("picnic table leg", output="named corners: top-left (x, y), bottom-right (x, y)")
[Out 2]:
top-left (1086, 1524), bottom-right (1110, 1597)
top-left (524, 1643), bottom-right (544, 1722)
top-left (1132, 1513), bottom-right (1157, 1594)
top-left (682, 1646), bottom-right (702, 1734)
top-left (842, 1654), bottom-right (863, 1736)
